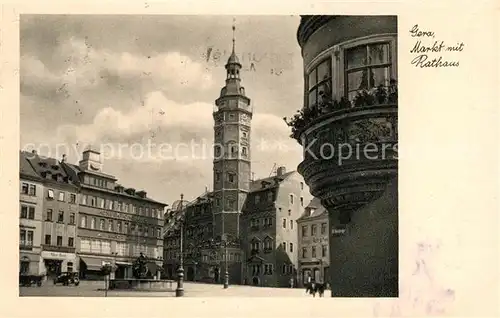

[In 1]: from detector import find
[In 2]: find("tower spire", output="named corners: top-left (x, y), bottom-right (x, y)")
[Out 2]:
top-left (232, 17), bottom-right (236, 53)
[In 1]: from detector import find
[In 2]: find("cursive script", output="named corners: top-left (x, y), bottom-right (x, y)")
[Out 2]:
top-left (409, 25), bottom-right (465, 68)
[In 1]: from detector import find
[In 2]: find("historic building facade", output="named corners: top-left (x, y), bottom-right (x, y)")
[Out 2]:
top-left (23, 152), bottom-right (80, 279)
top-left (62, 147), bottom-right (167, 280)
top-left (162, 25), bottom-right (311, 287)
top-left (241, 167), bottom-right (311, 287)
top-left (19, 151), bottom-right (45, 276)
top-left (296, 197), bottom-right (329, 287)
top-left (286, 16), bottom-right (398, 297)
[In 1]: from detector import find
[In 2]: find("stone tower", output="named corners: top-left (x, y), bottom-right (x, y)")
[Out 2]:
top-left (212, 22), bottom-right (252, 240)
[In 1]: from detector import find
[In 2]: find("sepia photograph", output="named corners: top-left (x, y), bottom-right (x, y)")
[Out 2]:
top-left (19, 14), bottom-right (398, 298)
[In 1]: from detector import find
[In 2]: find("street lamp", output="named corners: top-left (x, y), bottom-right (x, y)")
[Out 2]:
top-left (175, 193), bottom-right (185, 297)
top-left (223, 236), bottom-right (229, 289)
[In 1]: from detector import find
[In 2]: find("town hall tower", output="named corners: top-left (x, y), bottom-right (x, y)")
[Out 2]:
top-left (212, 22), bottom-right (252, 240)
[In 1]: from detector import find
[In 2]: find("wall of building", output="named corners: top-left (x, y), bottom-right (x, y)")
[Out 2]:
top-left (328, 177), bottom-right (398, 297)
top-left (297, 213), bottom-right (329, 286)
top-left (40, 182), bottom-right (79, 274)
top-left (274, 172), bottom-right (312, 286)
top-left (19, 178), bottom-right (44, 275)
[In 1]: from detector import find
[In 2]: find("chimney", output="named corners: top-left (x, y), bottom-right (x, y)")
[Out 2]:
top-left (61, 154), bottom-right (67, 163)
top-left (276, 166), bottom-right (286, 176)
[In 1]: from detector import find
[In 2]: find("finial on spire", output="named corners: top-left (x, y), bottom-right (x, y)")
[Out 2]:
top-left (232, 17), bottom-right (236, 53)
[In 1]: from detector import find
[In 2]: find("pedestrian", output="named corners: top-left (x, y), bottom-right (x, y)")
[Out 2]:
top-left (289, 277), bottom-right (294, 288)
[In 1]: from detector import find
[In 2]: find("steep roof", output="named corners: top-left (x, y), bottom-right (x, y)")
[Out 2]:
top-left (249, 171), bottom-right (295, 193)
top-left (19, 151), bottom-right (42, 180)
top-left (297, 197), bottom-right (327, 221)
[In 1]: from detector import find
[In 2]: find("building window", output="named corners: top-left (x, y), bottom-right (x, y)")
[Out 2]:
top-left (56, 236), bottom-right (63, 246)
top-left (58, 192), bottom-right (65, 202)
top-left (300, 182), bottom-right (304, 190)
top-left (81, 195), bottom-right (87, 205)
top-left (289, 264), bottom-right (294, 274)
top-left (241, 146), bottom-right (247, 156)
top-left (255, 195), bottom-right (260, 204)
top-left (307, 58), bottom-right (332, 108)
top-left (124, 222), bottom-right (129, 233)
top-left (68, 237), bottom-right (74, 247)
top-left (117, 202), bottom-right (122, 212)
top-left (312, 246), bottom-right (317, 258)
top-left (228, 173), bottom-right (235, 183)
top-left (47, 189), bottom-right (54, 199)
top-left (264, 264), bottom-right (273, 275)
top-left (57, 210), bottom-right (64, 223)
top-left (29, 184), bottom-right (36, 196)
top-left (288, 209), bottom-right (291, 216)
top-left (67, 262), bottom-right (73, 272)
top-left (322, 245), bottom-right (328, 258)
top-left (302, 247), bottom-right (307, 258)
top-left (282, 264), bottom-right (287, 275)
top-left (108, 220), bottom-right (113, 232)
top-left (21, 183), bottom-right (29, 194)
top-left (311, 224), bottom-right (317, 236)
top-left (157, 228), bottom-right (161, 238)
top-left (300, 197), bottom-right (304, 206)
top-left (345, 42), bottom-right (392, 102)
top-left (252, 265), bottom-right (260, 276)
top-left (321, 223), bottom-right (327, 235)
top-left (98, 197), bottom-right (105, 209)
top-left (251, 241), bottom-right (260, 251)
top-left (20, 205), bottom-right (35, 219)
top-left (44, 234), bottom-right (51, 245)
top-left (80, 215), bottom-right (87, 228)
top-left (69, 194), bottom-right (76, 203)
top-left (289, 194), bottom-right (294, 205)
top-left (69, 213), bottom-right (75, 225)
top-left (290, 242), bottom-right (293, 252)
top-left (290, 219), bottom-right (294, 229)
top-left (117, 221), bottom-right (122, 233)
top-left (20, 229), bottom-right (34, 246)
top-left (80, 239), bottom-right (91, 252)
top-left (267, 192), bottom-right (273, 201)
top-left (108, 200), bottom-right (113, 210)
top-left (282, 242), bottom-right (286, 251)
top-left (215, 172), bottom-right (221, 182)
top-left (46, 209), bottom-right (53, 221)
top-left (282, 218), bottom-right (286, 229)
top-left (302, 225), bottom-right (307, 237)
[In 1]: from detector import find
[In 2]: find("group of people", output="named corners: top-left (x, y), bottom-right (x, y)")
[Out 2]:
top-left (304, 274), bottom-right (327, 297)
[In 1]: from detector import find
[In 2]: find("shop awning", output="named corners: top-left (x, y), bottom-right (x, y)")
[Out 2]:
top-left (80, 257), bottom-right (108, 271)
top-left (116, 261), bottom-right (132, 266)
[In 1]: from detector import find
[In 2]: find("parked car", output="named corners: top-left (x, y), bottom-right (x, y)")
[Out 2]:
top-left (53, 272), bottom-right (80, 286)
top-left (19, 274), bottom-right (43, 287)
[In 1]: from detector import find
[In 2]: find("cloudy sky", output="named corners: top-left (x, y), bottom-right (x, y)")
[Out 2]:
top-left (20, 15), bottom-right (305, 206)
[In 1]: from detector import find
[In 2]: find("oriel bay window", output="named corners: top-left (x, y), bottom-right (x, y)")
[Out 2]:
top-left (345, 42), bottom-right (392, 102)
top-left (307, 58), bottom-right (332, 108)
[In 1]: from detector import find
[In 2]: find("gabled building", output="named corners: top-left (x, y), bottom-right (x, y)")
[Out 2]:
top-left (23, 151), bottom-right (80, 279)
top-left (62, 147), bottom-right (168, 280)
top-left (241, 167), bottom-right (311, 287)
top-left (19, 151), bottom-right (45, 276)
top-left (296, 197), bottom-right (329, 287)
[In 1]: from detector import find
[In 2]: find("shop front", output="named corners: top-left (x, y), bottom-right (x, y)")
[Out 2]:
top-left (115, 261), bottom-right (133, 279)
top-left (19, 252), bottom-right (42, 275)
top-left (41, 251), bottom-right (77, 280)
top-left (79, 255), bottom-right (112, 280)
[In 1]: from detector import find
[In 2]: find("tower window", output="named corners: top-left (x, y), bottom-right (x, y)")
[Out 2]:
top-left (215, 172), bottom-right (221, 182)
top-left (229, 114), bottom-right (235, 120)
top-left (242, 132), bottom-right (247, 138)
top-left (231, 145), bottom-right (238, 155)
top-left (241, 147), bottom-right (247, 156)
top-left (228, 173), bottom-right (235, 183)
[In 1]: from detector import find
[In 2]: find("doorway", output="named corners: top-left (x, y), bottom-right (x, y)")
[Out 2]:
top-left (252, 276), bottom-right (260, 286)
top-left (44, 259), bottom-right (62, 279)
top-left (214, 267), bottom-right (220, 283)
top-left (187, 267), bottom-right (195, 281)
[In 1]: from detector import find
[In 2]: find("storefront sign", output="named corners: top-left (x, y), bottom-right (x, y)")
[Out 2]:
top-left (41, 251), bottom-right (76, 261)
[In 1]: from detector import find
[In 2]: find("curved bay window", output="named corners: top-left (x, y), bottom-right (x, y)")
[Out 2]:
top-left (345, 42), bottom-right (392, 102)
top-left (307, 58), bottom-right (332, 108)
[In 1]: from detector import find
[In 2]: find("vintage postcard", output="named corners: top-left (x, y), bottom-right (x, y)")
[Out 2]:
top-left (0, 1), bottom-right (498, 318)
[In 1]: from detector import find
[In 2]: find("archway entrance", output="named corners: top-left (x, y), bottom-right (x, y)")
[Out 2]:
top-left (252, 276), bottom-right (259, 286)
top-left (214, 267), bottom-right (220, 283)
